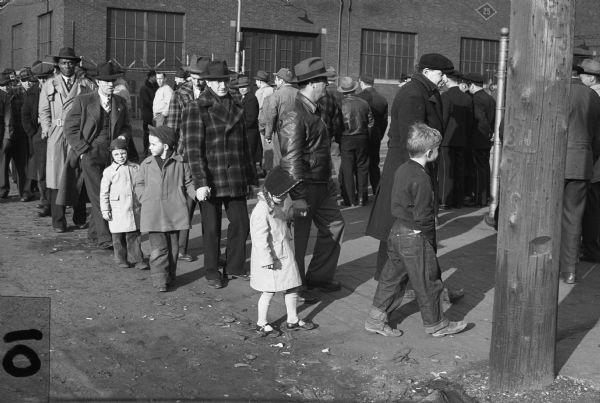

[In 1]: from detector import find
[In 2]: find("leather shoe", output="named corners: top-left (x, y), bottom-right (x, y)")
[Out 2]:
top-left (297, 290), bottom-right (319, 304)
top-left (20, 194), bottom-right (34, 202)
top-left (178, 253), bottom-right (195, 262)
top-left (97, 241), bottom-right (113, 250)
top-left (207, 278), bottom-right (223, 289)
top-left (563, 273), bottom-right (576, 284)
top-left (38, 208), bottom-right (51, 217)
top-left (53, 227), bottom-right (66, 233)
top-left (307, 280), bottom-right (341, 292)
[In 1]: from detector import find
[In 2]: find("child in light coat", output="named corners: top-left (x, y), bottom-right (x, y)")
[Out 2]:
top-left (100, 138), bottom-right (147, 270)
top-left (250, 166), bottom-right (317, 336)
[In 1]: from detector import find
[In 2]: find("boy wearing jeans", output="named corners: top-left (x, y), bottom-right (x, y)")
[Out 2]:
top-left (365, 123), bottom-right (467, 337)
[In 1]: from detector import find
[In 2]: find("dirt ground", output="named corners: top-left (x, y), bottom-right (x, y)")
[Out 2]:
top-left (2, 189), bottom-right (600, 402)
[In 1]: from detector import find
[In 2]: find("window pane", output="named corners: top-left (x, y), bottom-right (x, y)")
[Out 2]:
top-left (460, 37), bottom-right (499, 76)
top-left (361, 29), bottom-right (415, 79)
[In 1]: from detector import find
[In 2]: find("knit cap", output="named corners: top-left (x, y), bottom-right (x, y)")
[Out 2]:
top-left (109, 138), bottom-right (128, 151)
top-left (263, 166), bottom-right (301, 198)
top-left (149, 125), bottom-right (178, 148)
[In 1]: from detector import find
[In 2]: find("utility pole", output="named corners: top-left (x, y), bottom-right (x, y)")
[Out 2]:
top-left (489, 0), bottom-right (574, 391)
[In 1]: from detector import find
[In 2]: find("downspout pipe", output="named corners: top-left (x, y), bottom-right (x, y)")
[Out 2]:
top-left (337, 0), bottom-right (343, 82)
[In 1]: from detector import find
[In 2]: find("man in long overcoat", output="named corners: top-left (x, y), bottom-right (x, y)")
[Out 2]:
top-left (366, 53), bottom-right (453, 278)
top-left (39, 47), bottom-right (90, 232)
top-left (63, 61), bottom-right (133, 249)
top-left (182, 60), bottom-right (257, 289)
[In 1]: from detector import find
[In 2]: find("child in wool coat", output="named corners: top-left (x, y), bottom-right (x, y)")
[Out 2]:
top-left (134, 126), bottom-right (196, 292)
top-left (100, 138), bottom-right (147, 270)
top-left (250, 166), bottom-right (317, 336)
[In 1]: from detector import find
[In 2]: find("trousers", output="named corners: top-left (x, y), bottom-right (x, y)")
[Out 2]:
top-left (148, 231), bottom-right (179, 287)
top-left (560, 179), bottom-right (588, 273)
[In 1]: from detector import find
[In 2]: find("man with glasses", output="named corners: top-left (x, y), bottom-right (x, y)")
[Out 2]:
top-left (39, 47), bottom-right (90, 233)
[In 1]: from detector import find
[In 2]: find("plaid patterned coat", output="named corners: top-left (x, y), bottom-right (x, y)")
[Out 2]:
top-left (182, 90), bottom-right (257, 198)
top-left (166, 81), bottom-right (195, 134)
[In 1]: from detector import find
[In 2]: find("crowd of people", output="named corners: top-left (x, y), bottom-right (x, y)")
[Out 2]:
top-left (1, 46), bottom-right (599, 337)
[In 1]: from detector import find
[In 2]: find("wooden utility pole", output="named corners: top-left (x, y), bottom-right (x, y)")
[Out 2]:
top-left (489, 0), bottom-right (574, 391)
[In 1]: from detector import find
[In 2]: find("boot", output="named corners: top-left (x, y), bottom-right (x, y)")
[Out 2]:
top-left (364, 306), bottom-right (402, 337)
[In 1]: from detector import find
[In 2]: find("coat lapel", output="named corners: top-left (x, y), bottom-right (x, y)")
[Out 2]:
top-left (87, 92), bottom-right (101, 128)
top-left (225, 100), bottom-right (244, 134)
top-left (110, 96), bottom-right (123, 139)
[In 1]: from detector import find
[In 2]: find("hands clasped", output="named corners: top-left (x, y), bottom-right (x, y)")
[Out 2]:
top-left (196, 186), bottom-right (211, 201)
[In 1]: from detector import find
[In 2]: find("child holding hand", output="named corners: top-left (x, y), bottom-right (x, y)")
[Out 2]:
top-left (250, 166), bottom-right (317, 336)
top-left (100, 138), bottom-right (147, 270)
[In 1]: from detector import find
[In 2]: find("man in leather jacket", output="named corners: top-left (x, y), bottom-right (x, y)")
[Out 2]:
top-left (277, 57), bottom-right (346, 299)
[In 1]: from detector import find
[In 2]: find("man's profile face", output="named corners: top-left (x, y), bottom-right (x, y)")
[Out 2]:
top-left (423, 68), bottom-right (444, 86)
top-left (97, 79), bottom-right (115, 97)
top-left (580, 74), bottom-right (595, 88)
top-left (59, 59), bottom-right (75, 77)
top-left (190, 74), bottom-right (204, 91)
top-left (206, 79), bottom-right (229, 97)
top-left (156, 73), bottom-right (165, 87)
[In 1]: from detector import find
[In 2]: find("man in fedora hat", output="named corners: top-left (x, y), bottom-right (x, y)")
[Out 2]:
top-left (366, 53), bottom-right (454, 278)
top-left (182, 60), bottom-right (258, 289)
top-left (232, 76), bottom-right (261, 170)
top-left (139, 69), bottom-right (158, 157)
top-left (39, 47), bottom-right (89, 232)
top-left (18, 67), bottom-right (42, 203)
top-left (165, 56), bottom-right (210, 263)
top-left (21, 61), bottom-right (55, 216)
top-left (580, 58), bottom-right (600, 96)
top-left (276, 56), bottom-right (345, 298)
top-left (63, 60), bottom-right (133, 249)
top-left (356, 74), bottom-right (388, 196)
top-left (337, 76), bottom-right (373, 207)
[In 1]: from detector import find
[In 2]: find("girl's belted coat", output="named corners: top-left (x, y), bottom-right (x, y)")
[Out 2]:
top-left (249, 194), bottom-right (302, 292)
top-left (134, 153), bottom-right (196, 233)
top-left (100, 162), bottom-right (140, 233)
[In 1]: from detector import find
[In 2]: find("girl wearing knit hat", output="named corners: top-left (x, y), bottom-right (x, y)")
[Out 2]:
top-left (249, 166), bottom-right (317, 336)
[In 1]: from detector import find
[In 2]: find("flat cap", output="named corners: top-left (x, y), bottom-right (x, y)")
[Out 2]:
top-left (418, 53), bottom-right (454, 73)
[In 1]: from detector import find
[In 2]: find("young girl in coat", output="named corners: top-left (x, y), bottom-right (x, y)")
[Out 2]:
top-left (250, 166), bottom-right (317, 335)
top-left (134, 126), bottom-right (196, 292)
top-left (100, 138), bottom-right (147, 270)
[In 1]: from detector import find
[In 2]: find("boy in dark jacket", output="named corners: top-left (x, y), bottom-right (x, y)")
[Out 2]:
top-left (364, 123), bottom-right (468, 338)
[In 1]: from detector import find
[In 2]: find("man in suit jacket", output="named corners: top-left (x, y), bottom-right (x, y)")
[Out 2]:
top-left (357, 74), bottom-right (388, 195)
top-left (64, 61), bottom-right (133, 249)
top-left (366, 53), bottom-right (453, 277)
top-left (440, 71), bottom-right (473, 208)
top-left (182, 60), bottom-right (257, 289)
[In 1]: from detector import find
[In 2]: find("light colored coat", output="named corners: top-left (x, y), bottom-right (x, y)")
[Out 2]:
top-left (250, 194), bottom-right (302, 292)
top-left (39, 75), bottom-right (91, 189)
top-left (100, 162), bottom-right (140, 233)
top-left (134, 153), bottom-right (196, 233)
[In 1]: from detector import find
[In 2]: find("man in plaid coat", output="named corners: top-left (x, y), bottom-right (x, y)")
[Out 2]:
top-left (182, 60), bottom-right (257, 289)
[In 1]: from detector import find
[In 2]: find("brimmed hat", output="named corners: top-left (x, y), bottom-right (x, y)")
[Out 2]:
top-left (338, 76), bottom-right (359, 93)
top-left (183, 56), bottom-right (210, 75)
top-left (149, 125), bottom-right (178, 148)
top-left (572, 63), bottom-right (585, 75)
top-left (200, 60), bottom-right (230, 80)
top-left (580, 59), bottom-right (600, 76)
top-left (418, 53), bottom-right (454, 73)
top-left (175, 68), bottom-right (188, 79)
top-left (18, 68), bottom-right (36, 82)
top-left (359, 75), bottom-right (374, 85)
top-left (52, 47), bottom-right (81, 63)
top-left (231, 76), bottom-right (251, 88)
top-left (253, 70), bottom-right (270, 82)
top-left (0, 71), bottom-right (12, 86)
top-left (31, 61), bottom-right (54, 78)
top-left (294, 57), bottom-right (336, 83)
top-left (463, 72), bottom-right (485, 85)
top-left (109, 138), bottom-right (128, 151)
top-left (446, 70), bottom-right (463, 80)
top-left (274, 68), bottom-right (294, 83)
top-left (264, 166), bottom-right (301, 198)
top-left (93, 61), bottom-right (121, 81)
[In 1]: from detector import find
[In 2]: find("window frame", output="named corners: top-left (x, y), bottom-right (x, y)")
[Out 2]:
top-left (460, 37), bottom-right (500, 82)
top-left (37, 11), bottom-right (52, 60)
top-left (360, 29), bottom-right (417, 80)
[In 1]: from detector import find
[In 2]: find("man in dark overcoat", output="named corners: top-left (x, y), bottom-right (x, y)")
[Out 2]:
top-left (439, 71), bottom-right (473, 209)
top-left (366, 53), bottom-right (453, 278)
top-left (63, 61), bottom-right (133, 249)
top-left (559, 68), bottom-right (600, 284)
top-left (139, 69), bottom-right (158, 156)
top-left (464, 72), bottom-right (495, 207)
top-left (21, 62), bottom-right (55, 216)
top-left (234, 76), bottom-right (261, 166)
top-left (182, 60), bottom-right (257, 289)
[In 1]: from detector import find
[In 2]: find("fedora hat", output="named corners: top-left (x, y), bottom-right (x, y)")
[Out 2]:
top-left (231, 75), bottom-right (251, 88)
top-left (0, 71), bottom-right (12, 86)
top-left (200, 60), bottom-right (231, 80)
top-left (274, 68), bottom-right (295, 83)
top-left (31, 61), bottom-right (54, 78)
top-left (580, 59), bottom-right (600, 76)
top-left (253, 70), bottom-right (270, 82)
top-left (183, 56), bottom-right (210, 75)
top-left (93, 61), bottom-right (121, 81)
top-left (52, 47), bottom-right (81, 63)
top-left (338, 76), bottom-right (359, 93)
top-left (18, 67), bottom-right (36, 82)
top-left (294, 57), bottom-right (336, 83)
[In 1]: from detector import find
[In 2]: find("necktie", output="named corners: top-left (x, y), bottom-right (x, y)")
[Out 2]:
top-left (104, 97), bottom-right (112, 113)
top-left (65, 79), bottom-right (72, 92)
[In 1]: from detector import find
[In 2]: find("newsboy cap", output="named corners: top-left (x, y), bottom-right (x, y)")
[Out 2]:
top-left (418, 53), bottom-right (454, 73)
top-left (274, 68), bottom-right (295, 83)
top-left (294, 57), bottom-right (336, 83)
top-left (149, 125), bottom-right (179, 148)
top-left (463, 72), bottom-right (485, 85)
top-left (263, 166), bottom-right (302, 199)
top-left (31, 61), bottom-right (55, 78)
top-left (580, 58), bottom-right (600, 76)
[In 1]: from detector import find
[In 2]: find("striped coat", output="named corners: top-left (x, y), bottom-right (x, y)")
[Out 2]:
top-left (182, 90), bottom-right (257, 198)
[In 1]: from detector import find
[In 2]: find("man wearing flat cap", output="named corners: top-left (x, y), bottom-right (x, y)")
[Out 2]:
top-left (182, 60), bottom-right (258, 289)
top-left (63, 61), bottom-right (133, 249)
top-left (463, 72), bottom-right (495, 208)
top-left (39, 47), bottom-right (90, 232)
top-left (357, 74), bottom-right (389, 195)
top-left (276, 56), bottom-right (345, 299)
top-left (367, 52), bottom-right (453, 276)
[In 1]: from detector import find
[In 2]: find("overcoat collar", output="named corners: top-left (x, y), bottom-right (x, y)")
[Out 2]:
top-left (196, 90), bottom-right (244, 133)
top-left (412, 72), bottom-right (444, 124)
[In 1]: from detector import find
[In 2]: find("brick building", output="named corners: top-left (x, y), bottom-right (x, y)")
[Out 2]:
top-left (1, 0), bottom-right (598, 115)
